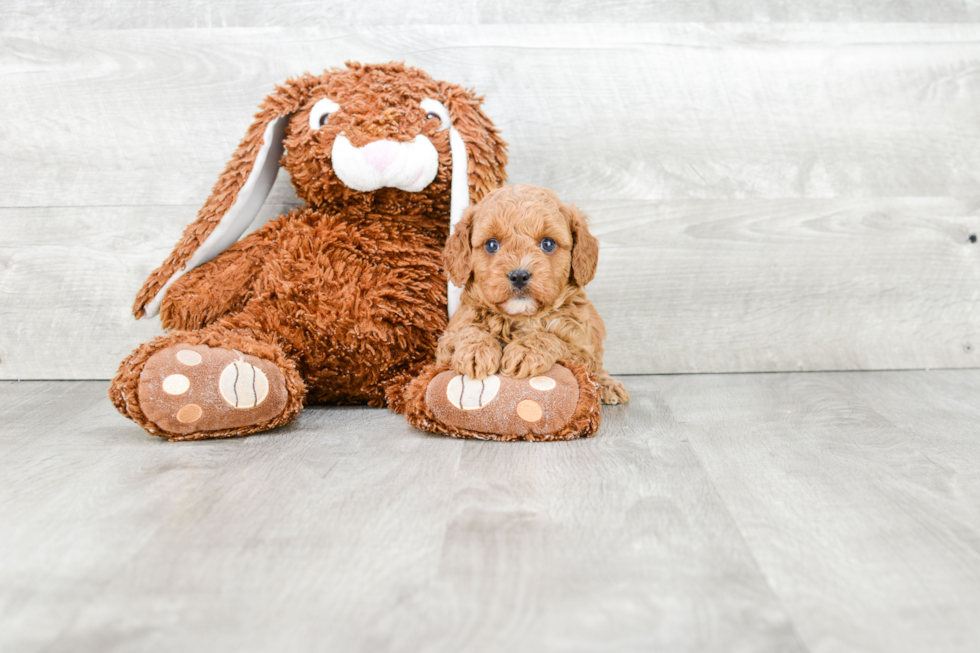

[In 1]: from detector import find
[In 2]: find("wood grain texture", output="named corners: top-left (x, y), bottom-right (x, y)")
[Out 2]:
top-left (0, 205), bottom-right (297, 380)
top-left (0, 379), bottom-right (803, 653)
top-left (372, 398), bottom-right (800, 652)
top-left (588, 197), bottom-right (980, 374)
top-left (3, 198), bottom-right (979, 379)
top-left (5, 0), bottom-right (980, 30)
top-left (4, 24), bottom-right (980, 208)
top-left (658, 370), bottom-right (980, 653)
top-left (3, 372), bottom-right (980, 651)
top-left (4, 23), bottom-right (980, 378)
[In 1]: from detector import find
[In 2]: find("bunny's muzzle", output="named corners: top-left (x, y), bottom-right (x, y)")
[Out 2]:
top-left (332, 134), bottom-right (440, 193)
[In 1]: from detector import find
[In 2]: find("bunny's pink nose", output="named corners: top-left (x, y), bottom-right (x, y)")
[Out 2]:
top-left (362, 140), bottom-right (399, 172)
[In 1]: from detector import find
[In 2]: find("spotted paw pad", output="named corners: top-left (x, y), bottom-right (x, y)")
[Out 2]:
top-left (426, 365), bottom-right (579, 437)
top-left (138, 344), bottom-right (288, 435)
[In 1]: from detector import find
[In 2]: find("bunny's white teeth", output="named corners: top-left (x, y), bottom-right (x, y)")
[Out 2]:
top-left (332, 134), bottom-right (439, 193)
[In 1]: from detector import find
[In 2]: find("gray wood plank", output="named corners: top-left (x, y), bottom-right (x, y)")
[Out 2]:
top-left (363, 399), bottom-right (802, 652)
top-left (590, 197), bottom-right (980, 374)
top-left (0, 388), bottom-right (466, 652)
top-left (4, 198), bottom-right (979, 379)
top-left (833, 370), bottom-right (980, 522)
top-left (0, 380), bottom-right (803, 653)
top-left (4, 24), bottom-right (980, 208)
top-left (0, 380), bottom-right (106, 459)
top-left (0, 381), bottom-right (82, 419)
top-left (0, 205), bottom-right (297, 380)
top-left (5, 0), bottom-right (980, 30)
top-left (5, 22), bottom-right (980, 379)
top-left (656, 371), bottom-right (980, 653)
top-left (5, 372), bottom-right (980, 651)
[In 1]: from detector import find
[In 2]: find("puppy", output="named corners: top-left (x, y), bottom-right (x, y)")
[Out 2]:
top-left (437, 184), bottom-right (629, 405)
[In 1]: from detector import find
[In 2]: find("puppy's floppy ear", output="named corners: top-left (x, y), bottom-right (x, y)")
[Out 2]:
top-left (132, 74), bottom-right (321, 319)
top-left (443, 205), bottom-right (477, 288)
top-left (562, 203), bottom-right (600, 287)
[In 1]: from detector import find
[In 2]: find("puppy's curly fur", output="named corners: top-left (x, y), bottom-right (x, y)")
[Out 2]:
top-left (437, 185), bottom-right (629, 404)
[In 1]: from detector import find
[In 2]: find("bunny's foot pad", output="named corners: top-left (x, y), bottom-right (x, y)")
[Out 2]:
top-left (137, 344), bottom-right (288, 436)
top-left (387, 362), bottom-right (602, 441)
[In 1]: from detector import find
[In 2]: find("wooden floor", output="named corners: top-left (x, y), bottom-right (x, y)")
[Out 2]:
top-left (1, 371), bottom-right (978, 652)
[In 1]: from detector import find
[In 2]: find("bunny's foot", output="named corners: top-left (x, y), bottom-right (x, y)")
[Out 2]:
top-left (110, 332), bottom-right (304, 440)
top-left (388, 362), bottom-right (602, 441)
top-left (137, 344), bottom-right (288, 436)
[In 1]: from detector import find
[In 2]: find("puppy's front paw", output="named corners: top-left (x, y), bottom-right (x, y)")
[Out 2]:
top-left (599, 377), bottom-right (630, 405)
top-left (500, 342), bottom-right (555, 378)
top-left (452, 342), bottom-right (502, 380)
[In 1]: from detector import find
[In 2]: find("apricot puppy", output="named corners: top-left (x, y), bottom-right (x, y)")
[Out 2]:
top-left (437, 184), bottom-right (629, 404)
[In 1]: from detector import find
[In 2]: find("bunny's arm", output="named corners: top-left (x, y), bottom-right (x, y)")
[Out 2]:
top-left (159, 229), bottom-right (275, 331)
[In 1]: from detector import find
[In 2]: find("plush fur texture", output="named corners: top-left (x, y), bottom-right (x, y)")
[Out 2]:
top-left (435, 185), bottom-right (629, 405)
top-left (110, 62), bottom-right (508, 439)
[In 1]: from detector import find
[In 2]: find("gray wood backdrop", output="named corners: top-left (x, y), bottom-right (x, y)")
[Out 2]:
top-left (3, 2), bottom-right (980, 379)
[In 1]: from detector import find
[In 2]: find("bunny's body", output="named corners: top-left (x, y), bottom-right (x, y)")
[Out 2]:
top-left (163, 203), bottom-right (449, 406)
top-left (110, 63), bottom-right (507, 439)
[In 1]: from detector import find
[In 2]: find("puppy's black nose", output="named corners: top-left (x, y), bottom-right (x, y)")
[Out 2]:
top-left (507, 268), bottom-right (531, 290)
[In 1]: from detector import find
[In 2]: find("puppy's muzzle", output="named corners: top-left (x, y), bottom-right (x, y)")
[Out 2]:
top-left (507, 268), bottom-right (532, 290)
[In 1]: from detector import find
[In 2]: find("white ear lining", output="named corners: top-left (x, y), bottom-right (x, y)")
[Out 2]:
top-left (142, 116), bottom-right (288, 318)
top-left (447, 125), bottom-right (468, 319)
top-left (423, 96), bottom-right (469, 318)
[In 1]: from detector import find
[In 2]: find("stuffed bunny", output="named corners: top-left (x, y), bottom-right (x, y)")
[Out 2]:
top-left (109, 62), bottom-right (508, 440)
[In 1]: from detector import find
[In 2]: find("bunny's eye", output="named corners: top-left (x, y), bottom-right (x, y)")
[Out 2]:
top-left (420, 98), bottom-right (450, 130)
top-left (540, 237), bottom-right (556, 253)
top-left (309, 97), bottom-right (341, 131)
top-left (485, 239), bottom-right (499, 254)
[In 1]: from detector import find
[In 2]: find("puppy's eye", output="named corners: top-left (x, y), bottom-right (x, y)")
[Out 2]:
top-left (485, 239), bottom-right (500, 254)
top-left (540, 237), bottom-right (557, 253)
top-left (425, 112), bottom-right (440, 121)
top-left (319, 113), bottom-right (331, 126)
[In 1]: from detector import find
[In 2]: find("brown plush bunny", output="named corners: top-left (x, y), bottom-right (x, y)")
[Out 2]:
top-left (109, 62), bottom-right (508, 440)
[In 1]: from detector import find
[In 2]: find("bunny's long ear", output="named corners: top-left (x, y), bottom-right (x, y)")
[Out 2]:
top-left (439, 84), bottom-right (508, 205)
top-left (133, 79), bottom-right (313, 319)
top-left (438, 85), bottom-right (508, 317)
